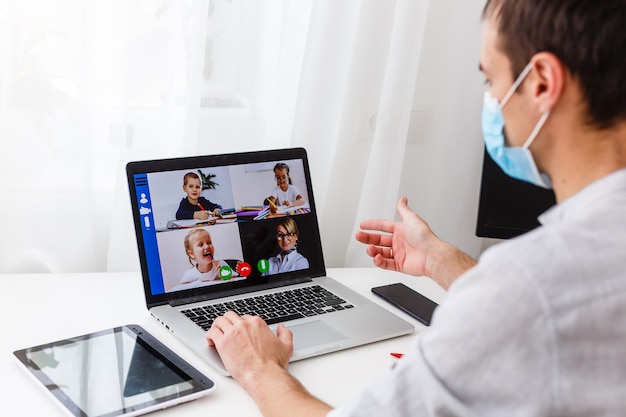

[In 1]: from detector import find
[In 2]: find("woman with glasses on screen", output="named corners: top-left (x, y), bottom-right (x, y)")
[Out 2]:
top-left (263, 217), bottom-right (309, 275)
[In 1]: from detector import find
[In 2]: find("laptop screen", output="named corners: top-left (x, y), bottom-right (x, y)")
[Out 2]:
top-left (127, 148), bottom-right (326, 307)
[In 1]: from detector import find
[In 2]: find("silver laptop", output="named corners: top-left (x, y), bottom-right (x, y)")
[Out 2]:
top-left (126, 147), bottom-right (414, 376)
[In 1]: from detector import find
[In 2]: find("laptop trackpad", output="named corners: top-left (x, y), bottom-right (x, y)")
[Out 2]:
top-left (287, 320), bottom-right (346, 350)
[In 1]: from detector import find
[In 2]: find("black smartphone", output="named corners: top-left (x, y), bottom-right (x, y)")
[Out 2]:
top-left (372, 283), bottom-right (439, 326)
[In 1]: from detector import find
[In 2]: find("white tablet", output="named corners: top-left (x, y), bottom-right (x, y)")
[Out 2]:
top-left (13, 324), bottom-right (216, 417)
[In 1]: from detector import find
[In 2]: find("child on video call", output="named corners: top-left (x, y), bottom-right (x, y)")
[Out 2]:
top-left (180, 228), bottom-right (237, 284)
top-left (265, 162), bottom-right (305, 213)
top-left (176, 172), bottom-right (222, 220)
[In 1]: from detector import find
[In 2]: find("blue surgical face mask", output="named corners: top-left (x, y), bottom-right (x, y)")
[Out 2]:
top-left (481, 63), bottom-right (552, 189)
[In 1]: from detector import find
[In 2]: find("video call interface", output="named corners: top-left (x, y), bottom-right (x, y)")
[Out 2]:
top-left (133, 158), bottom-right (323, 296)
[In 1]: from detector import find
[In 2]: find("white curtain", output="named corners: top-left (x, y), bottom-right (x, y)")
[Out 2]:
top-left (0, 0), bottom-right (431, 273)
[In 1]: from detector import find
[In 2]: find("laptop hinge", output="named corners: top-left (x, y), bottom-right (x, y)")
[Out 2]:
top-left (167, 276), bottom-right (313, 307)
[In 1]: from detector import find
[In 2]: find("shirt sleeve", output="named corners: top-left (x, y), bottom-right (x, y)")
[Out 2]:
top-left (180, 267), bottom-right (198, 284)
top-left (329, 249), bottom-right (555, 417)
top-left (290, 185), bottom-right (302, 200)
top-left (200, 197), bottom-right (222, 211)
top-left (176, 198), bottom-right (194, 220)
top-left (269, 186), bottom-right (280, 200)
top-left (291, 253), bottom-right (309, 270)
top-left (327, 335), bottom-right (471, 417)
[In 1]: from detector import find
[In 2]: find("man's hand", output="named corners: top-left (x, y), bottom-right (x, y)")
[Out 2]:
top-left (355, 197), bottom-right (437, 276)
top-left (207, 312), bottom-right (293, 385)
top-left (206, 312), bottom-right (332, 417)
top-left (355, 197), bottom-right (476, 290)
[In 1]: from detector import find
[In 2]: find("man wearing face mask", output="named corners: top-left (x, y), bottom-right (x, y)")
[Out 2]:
top-left (206, 1), bottom-right (626, 416)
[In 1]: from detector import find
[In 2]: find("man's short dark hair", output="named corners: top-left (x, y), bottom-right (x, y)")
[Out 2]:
top-left (483, 0), bottom-right (626, 129)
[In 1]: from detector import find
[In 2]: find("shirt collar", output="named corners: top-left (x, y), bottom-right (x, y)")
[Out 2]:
top-left (539, 168), bottom-right (626, 226)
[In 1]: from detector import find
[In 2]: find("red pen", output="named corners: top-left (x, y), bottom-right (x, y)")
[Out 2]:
top-left (390, 353), bottom-right (404, 359)
top-left (198, 203), bottom-right (205, 211)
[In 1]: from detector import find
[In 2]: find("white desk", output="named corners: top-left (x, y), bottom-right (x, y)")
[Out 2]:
top-left (1, 268), bottom-right (446, 416)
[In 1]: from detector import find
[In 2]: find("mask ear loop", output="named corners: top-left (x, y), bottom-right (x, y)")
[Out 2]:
top-left (523, 111), bottom-right (550, 149)
top-left (500, 62), bottom-right (549, 150)
top-left (500, 63), bottom-right (534, 108)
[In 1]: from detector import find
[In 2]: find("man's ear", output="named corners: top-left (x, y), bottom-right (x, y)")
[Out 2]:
top-left (529, 52), bottom-right (564, 113)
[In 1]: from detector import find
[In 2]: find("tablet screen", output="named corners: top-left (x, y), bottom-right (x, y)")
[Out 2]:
top-left (14, 324), bottom-right (215, 417)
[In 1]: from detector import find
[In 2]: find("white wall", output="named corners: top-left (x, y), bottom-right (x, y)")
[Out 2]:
top-left (398, 0), bottom-right (490, 260)
top-left (109, 0), bottom-right (496, 272)
top-left (2, 0), bottom-right (498, 274)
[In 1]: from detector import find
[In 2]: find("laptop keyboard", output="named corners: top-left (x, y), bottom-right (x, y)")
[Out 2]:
top-left (182, 285), bottom-right (354, 331)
